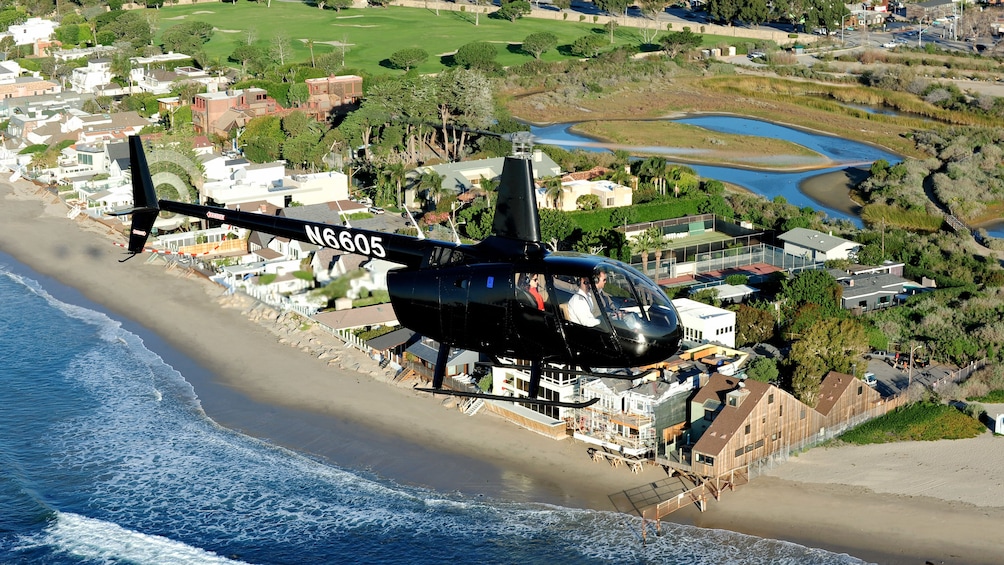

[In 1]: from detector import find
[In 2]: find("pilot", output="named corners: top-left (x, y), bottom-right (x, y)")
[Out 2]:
top-left (567, 276), bottom-right (601, 327)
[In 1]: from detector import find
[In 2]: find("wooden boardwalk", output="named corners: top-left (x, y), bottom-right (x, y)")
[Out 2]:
top-left (605, 465), bottom-right (750, 543)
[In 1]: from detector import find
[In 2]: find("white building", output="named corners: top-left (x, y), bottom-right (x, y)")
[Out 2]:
top-left (201, 163), bottom-right (348, 208)
top-left (5, 18), bottom-right (56, 46)
top-left (537, 178), bottom-right (633, 212)
top-left (778, 227), bottom-right (861, 262)
top-left (68, 59), bottom-right (113, 94)
top-left (672, 297), bottom-right (736, 348)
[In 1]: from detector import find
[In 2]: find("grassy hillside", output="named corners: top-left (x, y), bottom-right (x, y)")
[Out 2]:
top-left (153, 3), bottom-right (737, 75)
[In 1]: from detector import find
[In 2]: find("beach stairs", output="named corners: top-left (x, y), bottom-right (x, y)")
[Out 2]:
top-left (461, 397), bottom-right (485, 416)
top-left (66, 205), bottom-right (82, 220)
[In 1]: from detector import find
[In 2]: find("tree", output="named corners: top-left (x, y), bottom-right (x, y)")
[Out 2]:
top-left (542, 176), bottom-right (564, 208)
top-left (417, 170), bottom-right (445, 204)
top-left (497, 0), bottom-right (532, 21)
top-left (570, 34), bottom-right (605, 58)
top-left (631, 228), bottom-right (658, 276)
top-left (453, 41), bottom-right (497, 71)
top-left (270, 33), bottom-right (293, 66)
top-left (230, 44), bottom-right (264, 79)
top-left (734, 303), bottom-right (775, 346)
top-left (594, 0), bottom-right (630, 16)
top-left (746, 357), bottom-right (779, 383)
top-left (388, 48), bottom-right (429, 71)
top-left (576, 193), bottom-right (600, 210)
top-left (604, 20), bottom-right (618, 44)
top-left (781, 269), bottom-right (842, 320)
top-left (522, 32), bottom-right (557, 59)
top-left (788, 318), bottom-right (869, 406)
top-left (660, 30), bottom-right (702, 57)
top-left (160, 21), bottom-right (213, 53)
top-left (539, 208), bottom-right (574, 251)
top-left (287, 83), bottom-right (310, 107)
top-left (306, 39), bottom-right (316, 67)
top-left (241, 115), bottom-right (285, 162)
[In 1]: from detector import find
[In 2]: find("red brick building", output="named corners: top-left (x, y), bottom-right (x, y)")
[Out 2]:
top-left (191, 88), bottom-right (279, 137)
top-left (303, 75), bottom-right (362, 122)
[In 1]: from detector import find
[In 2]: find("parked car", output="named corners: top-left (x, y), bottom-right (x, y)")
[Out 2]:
top-left (369, 206), bottom-right (385, 215)
top-left (864, 372), bottom-right (877, 387)
top-left (881, 41), bottom-right (897, 48)
top-left (748, 51), bottom-right (766, 60)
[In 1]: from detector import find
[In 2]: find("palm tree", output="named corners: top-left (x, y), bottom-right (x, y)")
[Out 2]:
top-left (543, 176), bottom-right (564, 209)
top-left (386, 163), bottom-right (407, 208)
top-left (648, 227), bottom-right (666, 281)
top-left (631, 229), bottom-right (657, 277)
top-left (418, 170), bottom-right (445, 206)
top-left (306, 39), bottom-right (316, 67)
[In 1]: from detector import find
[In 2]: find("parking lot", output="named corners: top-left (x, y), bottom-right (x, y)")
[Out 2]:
top-left (864, 355), bottom-right (958, 398)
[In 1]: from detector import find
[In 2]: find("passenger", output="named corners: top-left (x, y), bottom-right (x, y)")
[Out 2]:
top-left (519, 273), bottom-right (545, 310)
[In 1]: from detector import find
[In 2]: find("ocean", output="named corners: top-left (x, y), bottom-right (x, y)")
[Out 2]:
top-left (0, 255), bottom-right (868, 565)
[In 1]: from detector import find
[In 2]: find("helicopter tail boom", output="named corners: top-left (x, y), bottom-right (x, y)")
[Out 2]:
top-left (107, 136), bottom-right (162, 254)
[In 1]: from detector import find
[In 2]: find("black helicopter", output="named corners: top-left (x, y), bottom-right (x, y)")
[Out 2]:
top-left (118, 134), bottom-right (682, 409)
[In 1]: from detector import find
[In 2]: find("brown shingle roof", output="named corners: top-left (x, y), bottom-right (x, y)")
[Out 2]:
top-left (692, 374), bottom-right (771, 456)
top-left (815, 371), bottom-right (855, 417)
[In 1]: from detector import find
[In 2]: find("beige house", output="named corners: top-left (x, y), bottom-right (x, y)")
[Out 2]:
top-left (537, 177), bottom-right (632, 211)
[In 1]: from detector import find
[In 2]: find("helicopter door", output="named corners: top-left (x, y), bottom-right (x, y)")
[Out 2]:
top-left (438, 266), bottom-right (471, 343)
top-left (511, 271), bottom-right (568, 361)
top-left (554, 272), bottom-right (622, 362)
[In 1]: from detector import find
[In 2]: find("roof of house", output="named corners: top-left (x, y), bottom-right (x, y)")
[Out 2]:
top-left (814, 371), bottom-right (857, 417)
top-left (840, 272), bottom-right (911, 300)
top-left (406, 339), bottom-right (480, 366)
top-left (778, 228), bottom-right (859, 253)
top-left (313, 303), bottom-right (399, 330)
top-left (366, 327), bottom-right (417, 351)
top-left (691, 374), bottom-right (771, 456)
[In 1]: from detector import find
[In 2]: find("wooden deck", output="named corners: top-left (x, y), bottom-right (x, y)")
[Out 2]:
top-left (606, 465), bottom-right (750, 543)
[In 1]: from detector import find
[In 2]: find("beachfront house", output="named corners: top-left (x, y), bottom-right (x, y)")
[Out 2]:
top-left (778, 228), bottom-right (862, 262)
top-left (574, 368), bottom-right (701, 458)
top-left (659, 370), bottom-right (887, 481)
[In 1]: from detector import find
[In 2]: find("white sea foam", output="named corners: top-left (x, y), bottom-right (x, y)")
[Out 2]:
top-left (20, 512), bottom-right (247, 564)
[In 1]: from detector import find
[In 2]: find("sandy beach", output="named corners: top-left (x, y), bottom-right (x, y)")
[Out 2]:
top-left (3, 178), bottom-right (1003, 565)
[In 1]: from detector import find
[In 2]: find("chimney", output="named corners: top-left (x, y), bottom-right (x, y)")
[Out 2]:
top-left (259, 204), bottom-right (267, 214)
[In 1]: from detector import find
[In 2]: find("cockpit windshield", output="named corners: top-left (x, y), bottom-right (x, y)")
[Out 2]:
top-left (551, 260), bottom-right (682, 365)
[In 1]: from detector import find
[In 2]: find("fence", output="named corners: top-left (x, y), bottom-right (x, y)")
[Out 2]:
top-left (746, 395), bottom-right (909, 480)
top-left (931, 358), bottom-right (987, 390)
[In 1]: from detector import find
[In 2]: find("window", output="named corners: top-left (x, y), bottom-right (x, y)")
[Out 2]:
top-left (755, 439), bottom-right (764, 449)
top-left (858, 385), bottom-right (863, 395)
top-left (79, 153), bottom-right (93, 165)
top-left (744, 424), bottom-right (750, 434)
top-left (735, 448), bottom-right (744, 457)
top-left (800, 408), bottom-right (806, 420)
top-left (768, 393), bottom-right (774, 404)
top-left (745, 444), bottom-right (754, 453)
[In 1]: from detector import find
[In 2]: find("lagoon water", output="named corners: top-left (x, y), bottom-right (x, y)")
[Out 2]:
top-left (533, 116), bottom-right (1004, 238)
top-left (0, 255), bottom-right (871, 564)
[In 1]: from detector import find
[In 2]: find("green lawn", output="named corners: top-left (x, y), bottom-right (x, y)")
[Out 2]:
top-left (153, 3), bottom-right (735, 76)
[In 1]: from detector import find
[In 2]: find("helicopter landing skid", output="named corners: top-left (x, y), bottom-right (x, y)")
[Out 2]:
top-left (413, 386), bottom-right (599, 409)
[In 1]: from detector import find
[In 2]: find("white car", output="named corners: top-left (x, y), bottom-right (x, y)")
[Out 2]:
top-left (882, 41), bottom-right (897, 48)
top-left (368, 206), bottom-right (385, 215)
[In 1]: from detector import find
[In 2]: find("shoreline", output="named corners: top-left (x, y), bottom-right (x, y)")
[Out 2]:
top-left (3, 179), bottom-right (1002, 564)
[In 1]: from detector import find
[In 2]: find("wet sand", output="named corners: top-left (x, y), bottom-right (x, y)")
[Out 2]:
top-left (799, 167), bottom-right (869, 219)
